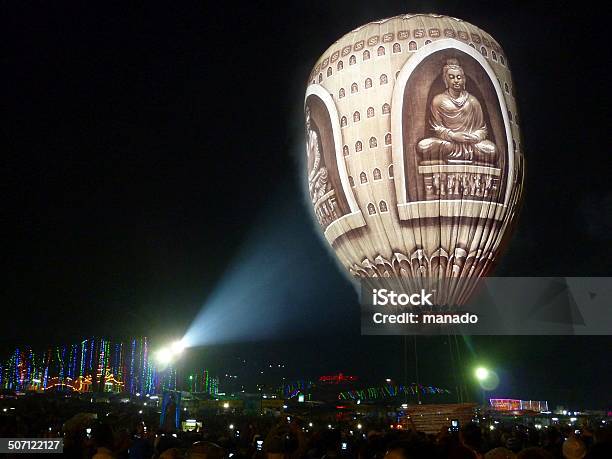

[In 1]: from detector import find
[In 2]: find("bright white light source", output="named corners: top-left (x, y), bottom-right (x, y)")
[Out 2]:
top-left (154, 340), bottom-right (186, 367)
top-left (229, 424), bottom-right (234, 430)
top-left (489, 425), bottom-right (495, 430)
top-left (475, 367), bottom-right (489, 381)
top-left (155, 348), bottom-right (173, 365)
top-left (308, 422), bottom-right (313, 427)
top-left (223, 402), bottom-right (230, 409)
top-left (171, 340), bottom-right (185, 354)
top-left (357, 423), bottom-right (363, 430)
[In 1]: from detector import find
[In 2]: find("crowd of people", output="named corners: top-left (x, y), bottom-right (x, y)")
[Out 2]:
top-left (72, 420), bottom-right (612, 459)
top-left (0, 394), bottom-right (610, 458)
top-left (46, 417), bottom-right (612, 459)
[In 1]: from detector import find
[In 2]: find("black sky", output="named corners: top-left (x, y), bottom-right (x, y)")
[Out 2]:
top-left (2, 1), bottom-right (611, 408)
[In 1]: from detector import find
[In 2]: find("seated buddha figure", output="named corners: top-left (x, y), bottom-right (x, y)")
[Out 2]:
top-left (417, 58), bottom-right (498, 166)
top-left (305, 107), bottom-right (330, 204)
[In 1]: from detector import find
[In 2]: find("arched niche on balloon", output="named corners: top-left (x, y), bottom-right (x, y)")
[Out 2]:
top-left (305, 85), bottom-right (366, 244)
top-left (391, 39), bottom-right (514, 222)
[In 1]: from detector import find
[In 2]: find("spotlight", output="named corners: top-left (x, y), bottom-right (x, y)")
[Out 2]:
top-left (171, 340), bottom-right (185, 354)
top-left (154, 339), bottom-right (187, 367)
top-left (155, 348), bottom-right (173, 365)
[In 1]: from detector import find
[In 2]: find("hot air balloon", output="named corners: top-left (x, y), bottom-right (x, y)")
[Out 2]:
top-left (304, 14), bottom-right (524, 305)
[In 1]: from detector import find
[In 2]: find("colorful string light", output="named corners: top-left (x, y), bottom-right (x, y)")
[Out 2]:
top-left (0, 338), bottom-right (169, 394)
top-left (338, 383), bottom-right (450, 401)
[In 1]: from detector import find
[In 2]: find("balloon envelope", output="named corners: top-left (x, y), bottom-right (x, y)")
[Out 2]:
top-left (303, 14), bottom-right (524, 304)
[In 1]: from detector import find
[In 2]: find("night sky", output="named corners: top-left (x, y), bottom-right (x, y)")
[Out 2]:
top-left (3, 2), bottom-right (611, 408)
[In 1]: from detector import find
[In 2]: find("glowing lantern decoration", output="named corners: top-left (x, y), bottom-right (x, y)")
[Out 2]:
top-left (304, 14), bottom-right (524, 304)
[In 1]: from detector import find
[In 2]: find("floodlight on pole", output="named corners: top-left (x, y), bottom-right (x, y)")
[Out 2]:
top-left (474, 366), bottom-right (491, 409)
top-left (475, 367), bottom-right (489, 381)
